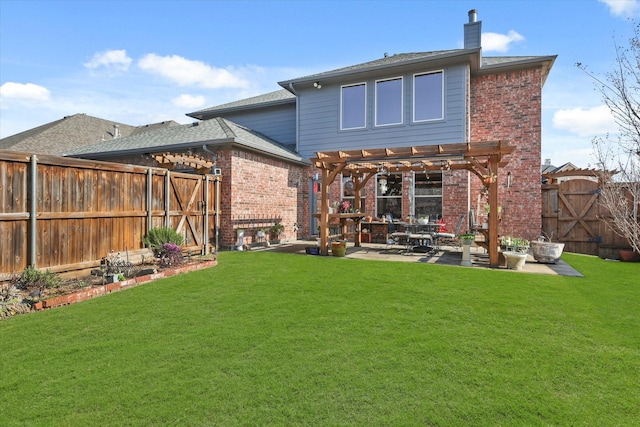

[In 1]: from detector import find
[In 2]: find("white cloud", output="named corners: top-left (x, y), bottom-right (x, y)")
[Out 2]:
top-left (172, 94), bottom-right (206, 109)
top-left (552, 105), bottom-right (617, 137)
top-left (84, 49), bottom-right (132, 72)
top-left (0, 82), bottom-right (51, 102)
top-left (598, 0), bottom-right (640, 17)
top-left (138, 54), bottom-right (249, 89)
top-left (482, 30), bottom-right (525, 53)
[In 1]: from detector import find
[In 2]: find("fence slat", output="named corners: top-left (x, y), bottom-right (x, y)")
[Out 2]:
top-left (0, 151), bottom-right (220, 278)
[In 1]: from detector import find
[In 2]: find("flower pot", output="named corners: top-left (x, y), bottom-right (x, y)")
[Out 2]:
top-left (503, 251), bottom-right (528, 270)
top-left (531, 241), bottom-right (565, 264)
top-left (305, 246), bottom-right (320, 255)
top-left (619, 249), bottom-right (640, 262)
top-left (331, 241), bottom-right (347, 257)
top-left (461, 240), bottom-right (473, 266)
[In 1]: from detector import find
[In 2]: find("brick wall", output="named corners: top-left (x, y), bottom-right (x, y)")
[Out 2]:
top-left (470, 68), bottom-right (543, 241)
top-left (220, 149), bottom-right (307, 248)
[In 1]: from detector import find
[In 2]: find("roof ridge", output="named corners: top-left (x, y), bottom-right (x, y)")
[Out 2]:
top-left (215, 117), bottom-right (236, 139)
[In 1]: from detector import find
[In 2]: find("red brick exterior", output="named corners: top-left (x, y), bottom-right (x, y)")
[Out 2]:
top-left (315, 66), bottom-right (545, 241)
top-left (217, 148), bottom-right (309, 248)
top-left (469, 68), bottom-right (543, 241)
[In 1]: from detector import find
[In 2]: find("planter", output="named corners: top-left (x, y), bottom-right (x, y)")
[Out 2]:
top-left (460, 239), bottom-right (473, 266)
top-left (502, 251), bottom-right (528, 270)
top-left (331, 241), bottom-right (347, 257)
top-left (619, 249), bottom-right (640, 262)
top-left (305, 246), bottom-right (320, 255)
top-left (531, 241), bottom-right (565, 264)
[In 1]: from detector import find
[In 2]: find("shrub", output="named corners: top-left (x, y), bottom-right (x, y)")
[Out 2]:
top-left (158, 243), bottom-right (183, 268)
top-left (0, 283), bottom-right (31, 318)
top-left (15, 265), bottom-right (62, 292)
top-left (143, 227), bottom-right (183, 254)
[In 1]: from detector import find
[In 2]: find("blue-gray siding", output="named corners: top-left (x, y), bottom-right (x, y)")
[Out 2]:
top-left (296, 64), bottom-right (468, 160)
top-left (218, 104), bottom-right (296, 147)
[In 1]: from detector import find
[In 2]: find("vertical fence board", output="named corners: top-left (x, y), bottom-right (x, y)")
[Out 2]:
top-left (0, 151), bottom-right (220, 277)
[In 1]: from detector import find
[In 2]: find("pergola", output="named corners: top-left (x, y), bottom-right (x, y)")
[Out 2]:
top-left (153, 152), bottom-right (216, 174)
top-left (310, 141), bottom-right (515, 267)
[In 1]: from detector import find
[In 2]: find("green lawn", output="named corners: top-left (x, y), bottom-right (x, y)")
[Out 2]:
top-left (1, 252), bottom-right (639, 426)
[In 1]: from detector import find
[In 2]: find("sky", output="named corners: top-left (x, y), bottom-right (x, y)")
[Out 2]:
top-left (1, 0), bottom-right (638, 168)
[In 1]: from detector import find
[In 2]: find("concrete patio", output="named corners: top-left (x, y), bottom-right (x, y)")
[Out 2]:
top-left (253, 240), bottom-right (583, 277)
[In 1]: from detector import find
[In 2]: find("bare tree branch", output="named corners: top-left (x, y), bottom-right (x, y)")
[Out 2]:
top-left (579, 21), bottom-right (640, 253)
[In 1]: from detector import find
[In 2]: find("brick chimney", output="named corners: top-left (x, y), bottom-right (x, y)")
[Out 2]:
top-left (464, 9), bottom-right (482, 49)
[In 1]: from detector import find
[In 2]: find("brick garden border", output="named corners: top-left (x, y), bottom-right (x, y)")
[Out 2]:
top-left (34, 259), bottom-right (217, 311)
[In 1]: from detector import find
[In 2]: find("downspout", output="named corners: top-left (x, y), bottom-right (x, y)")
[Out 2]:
top-left (202, 144), bottom-right (217, 160)
top-left (288, 83), bottom-right (299, 153)
top-left (215, 175), bottom-right (221, 254)
top-left (203, 144), bottom-right (220, 253)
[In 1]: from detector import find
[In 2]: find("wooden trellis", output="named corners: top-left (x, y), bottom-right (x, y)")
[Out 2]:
top-left (310, 141), bottom-right (515, 267)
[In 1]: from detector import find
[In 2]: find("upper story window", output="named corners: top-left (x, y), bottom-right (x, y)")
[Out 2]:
top-left (413, 71), bottom-right (444, 122)
top-left (340, 83), bottom-right (367, 130)
top-left (375, 77), bottom-right (403, 126)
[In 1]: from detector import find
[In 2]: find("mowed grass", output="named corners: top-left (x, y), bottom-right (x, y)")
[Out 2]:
top-left (1, 252), bottom-right (639, 426)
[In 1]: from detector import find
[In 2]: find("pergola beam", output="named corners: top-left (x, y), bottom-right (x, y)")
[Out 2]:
top-left (311, 141), bottom-right (515, 267)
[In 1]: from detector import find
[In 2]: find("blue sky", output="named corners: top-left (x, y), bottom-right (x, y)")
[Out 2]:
top-left (1, 0), bottom-right (638, 168)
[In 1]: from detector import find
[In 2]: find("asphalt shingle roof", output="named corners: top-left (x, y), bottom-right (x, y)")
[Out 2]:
top-left (0, 113), bottom-right (180, 156)
top-left (66, 117), bottom-right (305, 163)
top-left (278, 50), bottom-right (467, 86)
top-left (188, 89), bottom-right (295, 118)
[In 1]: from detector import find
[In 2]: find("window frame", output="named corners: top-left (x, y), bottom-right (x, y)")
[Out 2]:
top-left (340, 82), bottom-right (367, 130)
top-left (412, 70), bottom-right (444, 123)
top-left (374, 76), bottom-right (404, 127)
top-left (413, 171), bottom-right (443, 220)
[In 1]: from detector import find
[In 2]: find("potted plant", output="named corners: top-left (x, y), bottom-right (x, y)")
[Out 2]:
top-left (269, 223), bottom-right (285, 244)
top-left (530, 232), bottom-right (565, 264)
top-left (500, 236), bottom-right (529, 270)
top-left (458, 232), bottom-right (475, 266)
top-left (331, 240), bottom-right (347, 257)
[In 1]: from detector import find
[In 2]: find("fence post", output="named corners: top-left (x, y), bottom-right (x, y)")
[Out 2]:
top-left (29, 155), bottom-right (38, 268)
top-left (165, 170), bottom-right (171, 229)
top-left (147, 168), bottom-right (153, 232)
top-left (204, 175), bottom-right (210, 255)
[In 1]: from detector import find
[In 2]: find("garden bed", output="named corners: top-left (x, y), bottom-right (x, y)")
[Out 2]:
top-left (1, 256), bottom-right (217, 317)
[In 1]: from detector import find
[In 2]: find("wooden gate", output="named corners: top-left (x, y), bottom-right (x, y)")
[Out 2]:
top-left (0, 151), bottom-right (221, 278)
top-left (156, 172), bottom-right (219, 254)
top-left (542, 179), bottom-right (602, 255)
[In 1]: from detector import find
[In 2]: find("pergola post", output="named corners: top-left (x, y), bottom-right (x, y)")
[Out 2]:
top-left (487, 154), bottom-right (500, 267)
top-left (311, 142), bottom-right (514, 263)
top-left (319, 168), bottom-right (330, 255)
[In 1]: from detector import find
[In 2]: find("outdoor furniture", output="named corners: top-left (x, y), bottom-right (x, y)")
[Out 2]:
top-left (386, 232), bottom-right (412, 253)
top-left (434, 215), bottom-right (465, 250)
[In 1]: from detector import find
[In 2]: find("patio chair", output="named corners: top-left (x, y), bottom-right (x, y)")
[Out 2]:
top-left (434, 215), bottom-right (465, 251)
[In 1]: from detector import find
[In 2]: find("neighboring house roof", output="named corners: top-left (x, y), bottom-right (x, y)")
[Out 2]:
top-left (187, 89), bottom-right (295, 119)
top-left (66, 117), bottom-right (306, 164)
top-left (0, 113), bottom-right (179, 156)
top-left (541, 162), bottom-right (578, 174)
top-left (131, 120), bottom-right (181, 135)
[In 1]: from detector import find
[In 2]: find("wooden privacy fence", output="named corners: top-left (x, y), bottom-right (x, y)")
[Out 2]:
top-left (542, 178), bottom-right (635, 258)
top-left (0, 151), bottom-right (221, 279)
